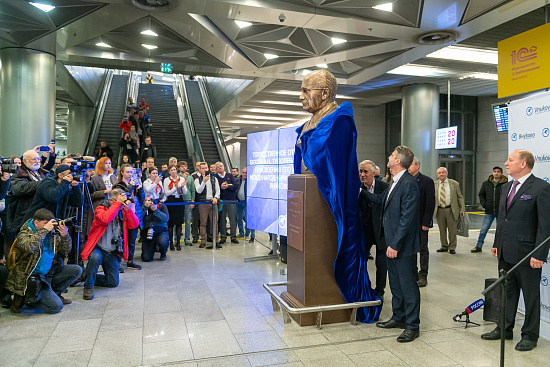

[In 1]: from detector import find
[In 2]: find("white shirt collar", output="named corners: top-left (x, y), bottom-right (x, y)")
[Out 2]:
top-left (392, 169), bottom-right (406, 184)
top-left (513, 172), bottom-right (531, 185)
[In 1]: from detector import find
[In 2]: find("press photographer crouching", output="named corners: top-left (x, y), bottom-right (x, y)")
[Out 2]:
top-left (141, 194), bottom-right (170, 262)
top-left (80, 188), bottom-right (139, 300)
top-left (5, 209), bottom-right (82, 314)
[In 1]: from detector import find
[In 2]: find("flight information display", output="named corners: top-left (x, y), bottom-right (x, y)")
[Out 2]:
top-left (246, 127), bottom-right (297, 236)
top-left (435, 126), bottom-right (458, 149)
top-left (493, 103), bottom-right (509, 133)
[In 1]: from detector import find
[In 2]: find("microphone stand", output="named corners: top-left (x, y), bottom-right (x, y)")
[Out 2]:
top-left (453, 313), bottom-right (480, 329)
top-left (481, 235), bottom-right (550, 367)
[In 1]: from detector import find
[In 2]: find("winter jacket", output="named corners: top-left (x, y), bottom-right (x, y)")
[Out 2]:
top-left (5, 219), bottom-right (71, 296)
top-left (479, 175), bottom-right (508, 215)
top-left (21, 177), bottom-right (83, 225)
top-left (81, 200), bottom-right (139, 261)
top-left (6, 161), bottom-right (53, 233)
top-left (141, 203), bottom-right (169, 235)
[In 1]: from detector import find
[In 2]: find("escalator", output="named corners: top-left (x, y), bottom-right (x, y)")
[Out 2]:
top-left (184, 80), bottom-right (222, 166)
top-left (137, 83), bottom-right (189, 165)
top-left (92, 74), bottom-right (128, 160)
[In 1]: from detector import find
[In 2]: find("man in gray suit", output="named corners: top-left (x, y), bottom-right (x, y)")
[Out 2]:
top-left (434, 167), bottom-right (465, 254)
top-left (481, 150), bottom-right (550, 351)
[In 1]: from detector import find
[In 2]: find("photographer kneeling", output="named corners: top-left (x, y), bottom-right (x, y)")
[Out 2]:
top-left (80, 188), bottom-right (139, 300)
top-left (5, 209), bottom-right (82, 314)
top-left (141, 194), bottom-right (170, 262)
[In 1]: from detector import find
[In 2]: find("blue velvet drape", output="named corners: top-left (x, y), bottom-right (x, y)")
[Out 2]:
top-left (293, 102), bottom-right (382, 323)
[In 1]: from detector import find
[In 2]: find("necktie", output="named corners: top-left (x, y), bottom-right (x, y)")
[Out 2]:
top-left (440, 181), bottom-right (446, 207)
top-left (506, 180), bottom-right (520, 209)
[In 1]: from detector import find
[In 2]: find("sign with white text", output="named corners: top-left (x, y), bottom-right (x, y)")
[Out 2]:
top-left (435, 126), bottom-right (457, 149)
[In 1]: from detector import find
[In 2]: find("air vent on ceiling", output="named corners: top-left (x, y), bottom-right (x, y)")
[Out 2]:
top-left (128, 0), bottom-right (177, 12)
top-left (416, 30), bottom-right (458, 45)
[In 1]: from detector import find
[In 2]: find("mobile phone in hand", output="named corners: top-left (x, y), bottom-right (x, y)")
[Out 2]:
top-left (39, 146), bottom-right (50, 152)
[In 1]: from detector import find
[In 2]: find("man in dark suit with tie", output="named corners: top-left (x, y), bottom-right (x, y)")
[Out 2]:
top-left (359, 160), bottom-right (389, 297)
top-left (481, 150), bottom-right (550, 351)
top-left (368, 146), bottom-right (421, 343)
top-left (408, 157), bottom-right (435, 287)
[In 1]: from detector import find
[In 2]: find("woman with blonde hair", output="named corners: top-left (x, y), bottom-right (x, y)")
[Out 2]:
top-left (90, 157), bottom-right (117, 208)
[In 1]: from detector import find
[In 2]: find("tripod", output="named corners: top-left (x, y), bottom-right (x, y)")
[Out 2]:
top-left (453, 313), bottom-right (480, 329)
top-left (67, 180), bottom-right (95, 266)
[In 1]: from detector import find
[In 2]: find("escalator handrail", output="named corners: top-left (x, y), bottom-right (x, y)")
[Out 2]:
top-left (176, 75), bottom-right (204, 164)
top-left (196, 78), bottom-right (232, 169)
top-left (84, 69), bottom-right (114, 156)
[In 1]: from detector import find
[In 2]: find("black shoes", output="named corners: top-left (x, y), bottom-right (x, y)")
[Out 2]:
top-left (219, 239), bottom-right (226, 244)
top-left (481, 328), bottom-right (513, 340)
top-left (436, 248), bottom-right (447, 252)
top-left (417, 278), bottom-right (427, 287)
top-left (127, 262), bottom-right (142, 270)
top-left (231, 239), bottom-right (239, 244)
top-left (471, 247), bottom-right (482, 253)
top-left (376, 319), bottom-right (406, 329)
top-left (249, 238), bottom-right (255, 243)
top-left (397, 329), bottom-right (419, 343)
top-left (160, 254), bottom-right (167, 261)
top-left (192, 238), bottom-right (198, 244)
top-left (449, 250), bottom-right (456, 254)
top-left (10, 294), bottom-right (24, 313)
top-left (176, 244), bottom-right (181, 251)
top-left (170, 244), bottom-right (175, 251)
top-left (515, 339), bottom-right (537, 351)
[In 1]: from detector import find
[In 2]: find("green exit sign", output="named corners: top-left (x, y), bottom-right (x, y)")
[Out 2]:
top-left (161, 63), bottom-right (172, 73)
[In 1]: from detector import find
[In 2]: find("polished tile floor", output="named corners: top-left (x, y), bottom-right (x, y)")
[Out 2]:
top-left (1, 224), bottom-right (549, 367)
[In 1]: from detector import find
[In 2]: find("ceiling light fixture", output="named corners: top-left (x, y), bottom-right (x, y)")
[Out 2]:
top-left (460, 73), bottom-right (498, 80)
top-left (141, 30), bottom-right (158, 36)
top-left (247, 108), bottom-right (309, 115)
top-left (259, 100), bottom-right (303, 106)
top-left (238, 115), bottom-right (295, 121)
top-left (30, 2), bottom-right (55, 12)
top-left (387, 64), bottom-right (447, 77)
top-left (316, 64), bottom-right (328, 68)
top-left (142, 44), bottom-right (158, 50)
top-left (271, 90), bottom-right (358, 99)
top-left (427, 45), bottom-right (498, 64)
top-left (331, 38), bottom-right (347, 45)
top-left (96, 42), bottom-right (112, 48)
top-left (235, 20), bottom-right (252, 28)
top-left (264, 53), bottom-right (279, 60)
top-left (230, 120), bottom-right (286, 125)
top-left (373, 3), bottom-right (393, 12)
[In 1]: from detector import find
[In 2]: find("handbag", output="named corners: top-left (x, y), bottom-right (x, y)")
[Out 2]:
top-left (24, 275), bottom-right (43, 305)
top-left (457, 213), bottom-right (470, 237)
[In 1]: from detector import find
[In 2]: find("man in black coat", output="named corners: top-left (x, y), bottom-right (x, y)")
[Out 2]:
top-left (481, 150), bottom-right (550, 351)
top-left (367, 146), bottom-right (421, 343)
top-left (97, 141), bottom-right (114, 160)
top-left (358, 160), bottom-right (388, 297)
top-left (473, 166), bottom-right (507, 252)
top-left (408, 157), bottom-right (435, 287)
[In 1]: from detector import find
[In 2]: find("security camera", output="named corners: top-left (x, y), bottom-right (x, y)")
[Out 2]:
top-left (279, 14), bottom-right (286, 23)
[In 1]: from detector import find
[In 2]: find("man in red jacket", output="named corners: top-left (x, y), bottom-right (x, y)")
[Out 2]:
top-left (81, 188), bottom-right (139, 300)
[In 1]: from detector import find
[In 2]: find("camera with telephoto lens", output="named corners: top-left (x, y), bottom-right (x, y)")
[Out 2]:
top-left (112, 237), bottom-right (124, 254)
top-left (53, 216), bottom-right (77, 228)
top-left (1, 157), bottom-right (19, 175)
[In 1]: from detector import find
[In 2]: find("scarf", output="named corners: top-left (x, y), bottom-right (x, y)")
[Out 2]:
top-left (168, 177), bottom-right (178, 190)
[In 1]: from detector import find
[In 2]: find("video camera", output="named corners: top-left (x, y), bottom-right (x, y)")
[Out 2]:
top-left (69, 159), bottom-right (95, 182)
top-left (1, 157), bottom-right (19, 175)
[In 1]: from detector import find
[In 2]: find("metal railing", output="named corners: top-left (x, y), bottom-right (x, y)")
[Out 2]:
top-left (197, 78), bottom-right (232, 170)
top-left (84, 69), bottom-right (114, 156)
top-left (175, 75), bottom-right (204, 165)
top-left (263, 281), bottom-right (382, 330)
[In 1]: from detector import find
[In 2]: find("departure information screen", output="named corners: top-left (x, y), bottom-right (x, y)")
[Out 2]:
top-left (435, 126), bottom-right (458, 149)
top-left (493, 104), bottom-right (509, 133)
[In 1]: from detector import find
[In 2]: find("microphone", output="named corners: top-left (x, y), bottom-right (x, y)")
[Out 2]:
top-left (453, 299), bottom-right (485, 322)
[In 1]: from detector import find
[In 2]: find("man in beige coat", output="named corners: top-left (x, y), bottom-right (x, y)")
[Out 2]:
top-left (433, 167), bottom-right (465, 254)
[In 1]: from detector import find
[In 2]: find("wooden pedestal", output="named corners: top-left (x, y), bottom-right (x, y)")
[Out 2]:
top-left (283, 174), bottom-right (350, 326)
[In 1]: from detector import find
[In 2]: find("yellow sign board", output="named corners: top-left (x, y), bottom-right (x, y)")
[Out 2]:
top-left (498, 22), bottom-right (550, 98)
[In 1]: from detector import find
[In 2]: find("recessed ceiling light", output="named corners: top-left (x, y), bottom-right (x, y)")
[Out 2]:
top-left (259, 100), bottom-right (303, 106)
top-left (316, 64), bottom-right (328, 68)
top-left (238, 115), bottom-right (296, 121)
top-left (387, 64), bottom-right (447, 77)
top-left (140, 30), bottom-right (158, 36)
top-left (247, 108), bottom-right (309, 115)
top-left (427, 45), bottom-right (498, 64)
top-left (461, 73), bottom-right (498, 80)
top-left (230, 120), bottom-right (287, 125)
top-left (271, 90), bottom-right (357, 99)
top-left (264, 53), bottom-right (279, 59)
top-left (142, 44), bottom-right (158, 50)
top-left (235, 20), bottom-right (252, 28)
top-left (30, 2), bottom-right (55, 12)
top-left (373, 3), bottom-right (393, 12)
top-left (331, 38), bottom-right (347, 45)
top-left (96, 42), bottom-right (111, 48)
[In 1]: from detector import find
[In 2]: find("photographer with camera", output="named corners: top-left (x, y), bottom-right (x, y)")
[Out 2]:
top-left (5, 208), bottom-right (82, 313)
top-left (80, 188), bottom-right (139, 300)
top-left (21, 165), bottom-right (83, 225)
top-left (119, 133), bottom-right (138, 163)
top-left (115, 164), bottom-right (142, 270)
top-left (141, 194), bottom-right (169, 262)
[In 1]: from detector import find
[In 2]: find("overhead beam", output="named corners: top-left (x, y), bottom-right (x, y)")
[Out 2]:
top-left (216, 77), bottom-right (276, 121)
top-left (55, 61), bottom-right (94, 107)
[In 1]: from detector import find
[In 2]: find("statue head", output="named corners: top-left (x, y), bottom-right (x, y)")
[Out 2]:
top-left (300, 70), bottom-right (337, 114)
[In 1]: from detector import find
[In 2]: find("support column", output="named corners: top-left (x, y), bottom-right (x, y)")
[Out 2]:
top-left (0, 48), bottom-right (56, 157)
top-left (67, 106), bottom-right (95, 155)
top-left (401, 84), bottom-right (440, 179)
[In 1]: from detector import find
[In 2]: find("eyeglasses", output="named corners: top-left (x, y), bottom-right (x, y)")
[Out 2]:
top-left (300, 87), bottom-right (327, 94)
top-left (28, 157), bottom-right (41, 162)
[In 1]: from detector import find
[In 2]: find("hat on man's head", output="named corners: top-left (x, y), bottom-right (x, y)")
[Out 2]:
top-left (55, 164), bottom-right (70, 177)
